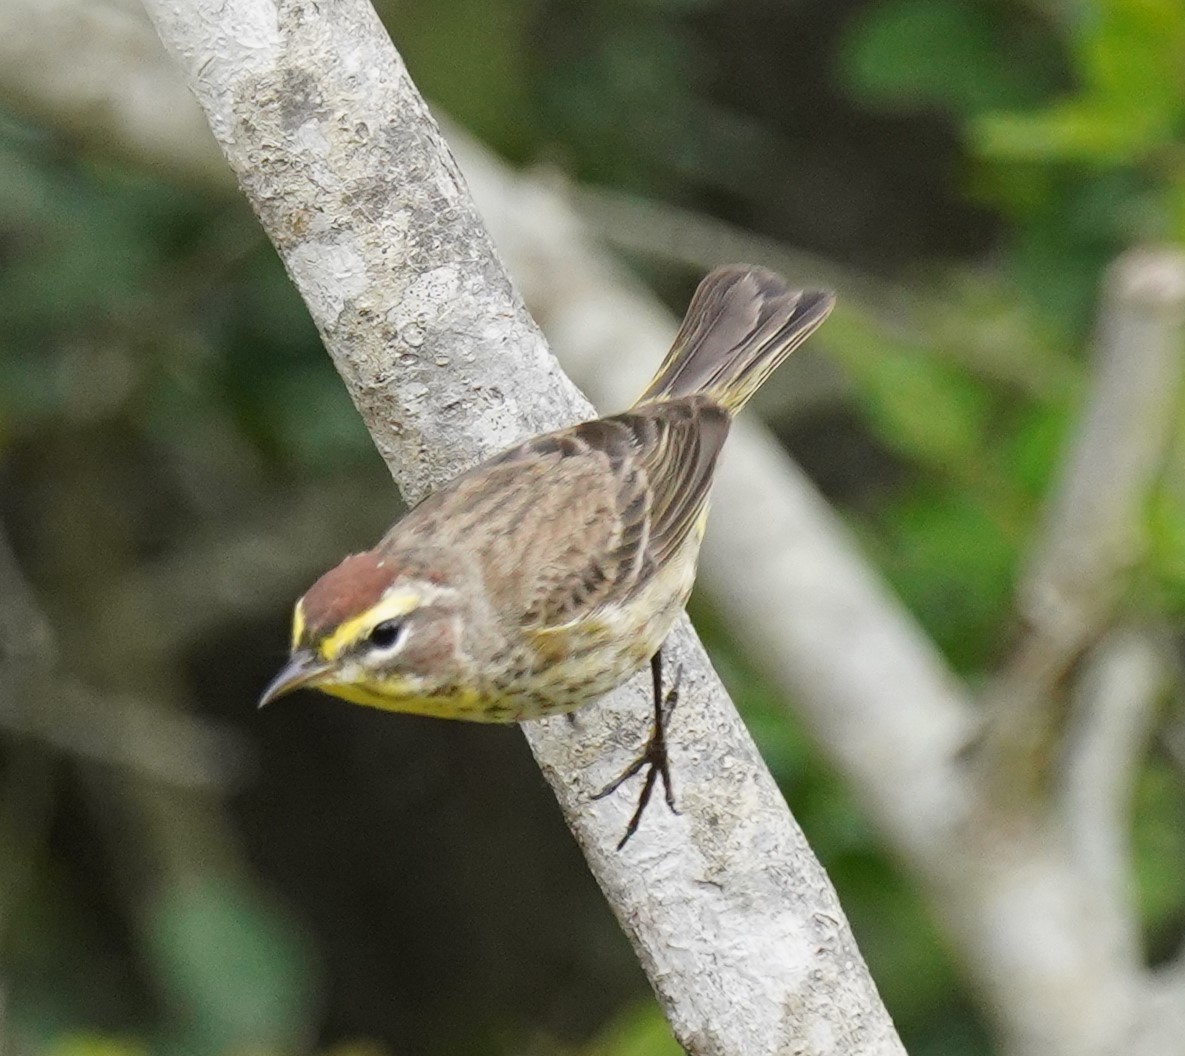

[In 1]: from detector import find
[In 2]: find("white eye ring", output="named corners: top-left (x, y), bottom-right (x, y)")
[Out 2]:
top-left (367, 618), bottom-right (406, 653)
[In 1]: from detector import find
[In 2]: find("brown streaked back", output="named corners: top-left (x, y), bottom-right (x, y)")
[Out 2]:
top-left (384, 396), bottom-right (730, 634)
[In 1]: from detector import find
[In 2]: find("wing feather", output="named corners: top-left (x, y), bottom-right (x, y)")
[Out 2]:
top-left (392, 397), bottom-right (729, 634)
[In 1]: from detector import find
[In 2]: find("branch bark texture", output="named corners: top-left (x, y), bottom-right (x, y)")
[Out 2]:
top-left (141, 2), bottom-right (903, 1053)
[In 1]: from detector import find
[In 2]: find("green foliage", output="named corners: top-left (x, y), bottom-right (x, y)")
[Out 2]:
top-left (976, 0), bottom-right (1185, 164)
top-left (839, 0), bottom-right (1185, 1038)
top-left (45, 1035), bottom-right (150, 1056)
top-left (843, 0), bottom-right (1059, 117)
top-left (0, 117), bottom-right (373, 480)
top-left (973, 0), bottom-right (1185, 330)
top-left (0, 118), bottom-right (347, 1056)
top-left (846, 0), bottom-right (1185, 338)
top-left (146, 879), bottom-right (318, 1056)
top-left (839, 0), bottom-right (1185, 659)
top-left (536, 15), bottom-right (709, 191)
top-left (1147, 487), bottom-right (1185, 612)
top-left (868, 489), bottom-right (1018, 670)
top-left (819, 315), bottom-right (1057, 671)
top-left (382, 0), bottom-right (540, 161)
top-left (578, 1003), bottom-right (683, 1056)
top-left (1132, 753), bottom-right (1185, 958)
top-left (837, 339), bottom-right (993, 468)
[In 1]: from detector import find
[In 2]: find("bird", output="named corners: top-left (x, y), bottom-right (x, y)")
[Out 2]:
top-left (260, 265), bottom-right (835, 846)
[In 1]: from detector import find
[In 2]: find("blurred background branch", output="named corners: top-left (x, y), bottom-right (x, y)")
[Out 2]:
top-left (1, 0), bottom-right (1185, 1054)
top-left (0, 521), bottom-right (243, 791)
top-left (979, 250), bottom-right (1185, 803)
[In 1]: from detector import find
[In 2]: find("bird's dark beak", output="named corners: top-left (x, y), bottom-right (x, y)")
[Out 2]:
top-left (259, 649), bottom-right (332, 708)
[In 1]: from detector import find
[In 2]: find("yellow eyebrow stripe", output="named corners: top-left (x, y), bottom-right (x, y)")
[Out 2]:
top-left (291, 600), bottom-right (307, 650)
top-left (316, 588), bottom-right (422, 661)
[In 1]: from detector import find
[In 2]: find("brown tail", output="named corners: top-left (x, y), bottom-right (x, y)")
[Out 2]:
top-left (633, 265), bottom-right (835, 415)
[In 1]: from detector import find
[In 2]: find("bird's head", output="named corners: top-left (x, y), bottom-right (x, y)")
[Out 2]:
top-left (259, 548), bottom-right (480, 714)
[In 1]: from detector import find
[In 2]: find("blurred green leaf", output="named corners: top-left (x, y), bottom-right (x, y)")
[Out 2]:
top-left (872, 489), bottom-right (1016, 670)
top-left (839, 344), bottom-right (991, 469)
top-left (1143, 472), bottom-right (1185, 618)
top-left (973, 0), bottom-right (1185, 162)
top-left (1002, 401), bottom-right (1070, 501)
top-left (1080, 0), bottom-right (1185, 125)
top-left (382, 0), bottom-right (540, 160)
top-left (44, 1035), bottom-right (149, 1056)
top-left (974, 102), bottom-right (1167, 164)
top-left (580, 1002), bottom-right (682, 1056)
top-left (1132, 755), bottom-right (1185, 952)
top-left (146, 879), bottom-right (318, 1056)
top-left (258, 369), bottom-right (376, 471)
top-left (842, 0), bottom-right (1056, 116)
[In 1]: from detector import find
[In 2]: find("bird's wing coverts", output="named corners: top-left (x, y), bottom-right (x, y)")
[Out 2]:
top-left (392, 398), bottom-right (729, 632)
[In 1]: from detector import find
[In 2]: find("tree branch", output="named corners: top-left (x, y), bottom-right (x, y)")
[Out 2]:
top-left (0, 0), bottom-right (233, 189)
top-left (0, 528), bottom-right (243, 789)
top-left (979, 248), bottom-right (1185, 800)
top-left (140, 2), bottom-right (904, 1052)
top-left (574, 184), bottom-right (1078, 399)
top-left (1024, 248), bottom-right (1185, 651)
top-left (1058, 628), bottom-right (1166, 963)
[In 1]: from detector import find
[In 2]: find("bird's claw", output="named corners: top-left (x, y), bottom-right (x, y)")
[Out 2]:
top-left (592, 664), bottom-right (682, 850)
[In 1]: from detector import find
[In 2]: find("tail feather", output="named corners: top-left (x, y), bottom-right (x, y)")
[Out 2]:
top-left (633, 265), bottom-right (835, 414)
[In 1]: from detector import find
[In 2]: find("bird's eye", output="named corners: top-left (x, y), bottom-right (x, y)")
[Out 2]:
top-left (367, 619), bottom-right (405, 651)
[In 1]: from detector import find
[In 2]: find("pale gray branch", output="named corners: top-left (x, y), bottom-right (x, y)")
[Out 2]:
top-left (1136, 968), bottom-right (1185, 1056)
top-left (0, 0), bottom-right (233, 189)
top-left (1021, 250), bottom-right (1185, 653)
top-left (980, 249), bottom-right (1185, 794)
top-left (1058, 629), bottom-right (1167, 965)
top-left (0, 521), bottom-right (245, 791)
top-left (140, 1), bottom-right (904, 1052)
top-left (0, 675), bottom-right (249, 790)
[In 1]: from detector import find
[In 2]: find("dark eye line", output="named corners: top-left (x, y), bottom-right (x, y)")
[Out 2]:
top-left (368, 618), bottom-right (405, 650)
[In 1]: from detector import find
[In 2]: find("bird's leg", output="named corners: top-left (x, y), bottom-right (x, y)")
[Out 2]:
top-left (592, 649), bottom-right (681, 849)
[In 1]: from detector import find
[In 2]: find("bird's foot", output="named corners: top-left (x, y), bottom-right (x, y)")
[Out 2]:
top-left (592, 664), bottom-right (681, 850)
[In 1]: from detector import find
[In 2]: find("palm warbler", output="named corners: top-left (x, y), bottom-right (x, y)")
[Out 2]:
top-left (261, 265), bottom-right (834, 844)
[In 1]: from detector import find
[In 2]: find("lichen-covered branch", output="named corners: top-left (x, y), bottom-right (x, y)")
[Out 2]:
top-left (140, 1), bottom-right (903, 1052)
